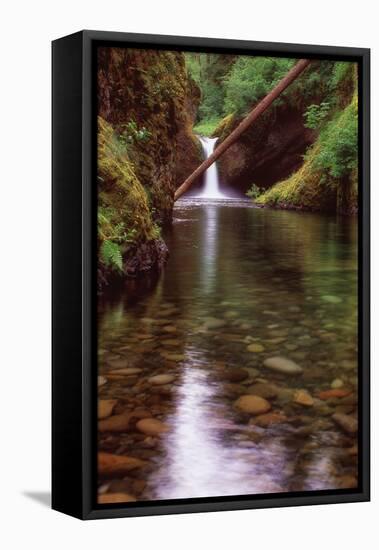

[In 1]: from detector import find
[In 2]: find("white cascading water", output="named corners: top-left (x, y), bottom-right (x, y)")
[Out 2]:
top-left (196, 137), bottom-right (226, 199)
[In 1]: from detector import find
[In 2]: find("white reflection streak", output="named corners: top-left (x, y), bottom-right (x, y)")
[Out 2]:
top-left (201, 205), bottom-right (218, 292)
top-left (157, 364), bottom-right (247, 498)
top-left (154, 357), bottom-right (288, 500)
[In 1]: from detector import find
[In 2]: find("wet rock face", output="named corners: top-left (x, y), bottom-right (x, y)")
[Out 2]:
top-left (217, 106), bottom-right (315, 192)
top-left (97, 47), bottom-right (201, 223)
top-left (123, 240), bottom-right (169, 277)
top-left (174, 77), bottom-right (204, 189)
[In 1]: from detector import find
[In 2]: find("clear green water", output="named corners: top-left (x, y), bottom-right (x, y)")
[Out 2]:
top-left (98, 199), bottom-right (358, 501)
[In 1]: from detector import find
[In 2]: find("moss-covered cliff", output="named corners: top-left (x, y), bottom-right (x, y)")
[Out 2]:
top-left (97, 47), bottom-right (202, 286)
top-left (214, 105), bottom-right (315, 191)
top-left (256, 65), bottom-right (358, 215)
top-left (202, 58), bottom-right (358, 215)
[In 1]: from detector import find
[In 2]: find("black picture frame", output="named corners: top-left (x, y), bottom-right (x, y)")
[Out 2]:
top-left (52, 30), bottom-right (370, 520)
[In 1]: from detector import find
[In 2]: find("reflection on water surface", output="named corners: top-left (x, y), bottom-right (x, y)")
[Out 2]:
top-left (98, 199), bottom-right (358, 502)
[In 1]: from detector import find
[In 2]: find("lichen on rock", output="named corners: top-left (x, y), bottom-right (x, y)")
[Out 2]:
top-left (97, 47), bottom-right (202, 287)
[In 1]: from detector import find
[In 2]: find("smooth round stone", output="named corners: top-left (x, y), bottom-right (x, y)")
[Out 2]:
top-left (108, 367), bottom-right (142, 376)
top-left (263, 356), bottom-right (303, 375)
top-left (234, 395), bottom-right (271, 415)
top-left (98, 376), bottom-right (107, 387)
top-left (148, 374), bottom-right (175, 385)
top-left (108, 478), bottom-right (146, 496)
top-left (318, 388), bottom-right (351, 400)
top-left (98, 412), bottom-right (131, 432)
top-left (98, 452), bottom-right (147, 476)
top-left (98, 399), bottom-right (117, 420)
top-left (267, 337), bottom-right (286, 344)
top-left (161, 339), bottom-right (181, 347)
top-left (332, 413), bottom-right (358, 434)
top-left (331, 378), bottom-right (344, 389)
top-left (285, 344), bottom-right (298, 351)
top-left (293, 389), bottom-right (314, 406)
top-left (252, 412), bottom-right (288, 427)
top-left (246, 383), bottom-right (279, 399)
top-left (220, 368), bottom-right (248, 383)
top-left (162, 325), bottom-right (177, 333)
top-left (321, 295), bottom-right (342, 304)
top-left (136, 418), bottom-right (170, 436)
top-left (98, 492), bottom-right (136, 504)
top-left (247, 343), bottom-right (265, 353)
top-left (203, 317), bottom-right (227, 329)
top-left (136, 333), bottom-right (154, 340)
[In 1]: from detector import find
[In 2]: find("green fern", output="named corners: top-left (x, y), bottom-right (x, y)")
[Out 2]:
top-left (100, 240), bottom-right (123, 272)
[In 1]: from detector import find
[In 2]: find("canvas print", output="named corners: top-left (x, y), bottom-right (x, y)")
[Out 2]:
top-left (96, 47), bottom-right (359, 505)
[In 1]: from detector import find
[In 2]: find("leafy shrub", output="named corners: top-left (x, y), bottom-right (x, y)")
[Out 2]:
top-left (246, 184), bottom-right (264, 200)
top-left (314, 95), bottom-right (358, 178)
top-left (223, 57), bottom-right (295, 115)
top-left (329, 62), bottom-right (353, 90)
top-left (304, 102), bottom-right (331, 129)
top-left (193, 117), bottom-right (223, 137)
top-left (119, 120), bottom-right (152, 146)
top-left (186, 53), bottom-right (235, 122)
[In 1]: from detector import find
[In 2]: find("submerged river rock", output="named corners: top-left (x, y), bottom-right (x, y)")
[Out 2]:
top-left (97, 198), bottom-right (358, 503)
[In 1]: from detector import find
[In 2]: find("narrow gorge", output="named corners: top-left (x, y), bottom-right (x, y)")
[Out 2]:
top-left (96, 48), bottom-right (359, 504)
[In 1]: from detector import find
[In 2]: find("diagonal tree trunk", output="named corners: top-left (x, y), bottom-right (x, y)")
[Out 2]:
top-left (174, 58), bottom-right (311, 201)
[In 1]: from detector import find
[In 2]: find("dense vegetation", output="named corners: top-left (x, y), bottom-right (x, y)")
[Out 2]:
top-left (187, 54), bottom-right (358, 214)
top-left (256, 63), bottom-right (358, 213)
top-left (97, 47), bottom-right (201, 286)
top-left (97, 117), bottom-right (162, 277)
top-left (97, 50), bottom-right (358, 286)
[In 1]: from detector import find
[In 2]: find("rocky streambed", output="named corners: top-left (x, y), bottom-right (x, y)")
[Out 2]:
top-left (97, 199), bottom-right (358, 504)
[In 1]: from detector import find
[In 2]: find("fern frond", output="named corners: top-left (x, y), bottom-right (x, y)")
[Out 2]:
top-left (100, 240), bottom-right (123, 272)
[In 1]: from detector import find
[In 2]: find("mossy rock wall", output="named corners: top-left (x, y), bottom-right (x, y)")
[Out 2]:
top-left (215, 105), bottom-right (315, 191)
top-left (97, 117), bottom-right (169, 287)
top-left (256, 92), bottom-right (358, 215)
top-left (215, 61), bottom-right (358, 215)
top-left (98, 47), bottom-right (202, 223)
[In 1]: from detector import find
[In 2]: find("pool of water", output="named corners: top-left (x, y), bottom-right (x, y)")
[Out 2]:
top-left (97, 199), bottom-right (358, 502)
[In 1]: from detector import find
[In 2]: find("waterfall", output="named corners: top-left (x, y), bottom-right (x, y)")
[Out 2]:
top-left (196, 137), bottom-right (226, 199)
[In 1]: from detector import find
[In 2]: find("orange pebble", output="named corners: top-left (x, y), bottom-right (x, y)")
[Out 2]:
top-left (318, 389), bottom-right (351, 400)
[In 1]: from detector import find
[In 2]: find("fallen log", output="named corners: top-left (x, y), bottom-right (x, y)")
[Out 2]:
top-left (174, 58), bottom-right (311, 201)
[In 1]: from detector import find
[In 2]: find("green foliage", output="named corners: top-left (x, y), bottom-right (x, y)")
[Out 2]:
top-left (246, 184), bottom-right (264, 200)
top-left (100, 240), bottom-right (123, 272)
top-left (193, 117), bottom-right (223, 136)
top-left (256, 91), bottom-right (358, 213)
top-left (185, 53), bottom-right (201, 84)
top-left (119, 120), bottom-right (152, 146)
top-left (97, 117), bottom-right (160, 275)
top-left (329, 62), bottom-right (353, 90)
top-left (185, 53), bottom-right (235, 124)
top-left (314, 95), bottom-right (358, 178)
top-left (304, 102), bottom-right (331, 129)
top-left (223, 57), bottom-right (295, 115)
top-left (198, 82), bottom-right (225, 121)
